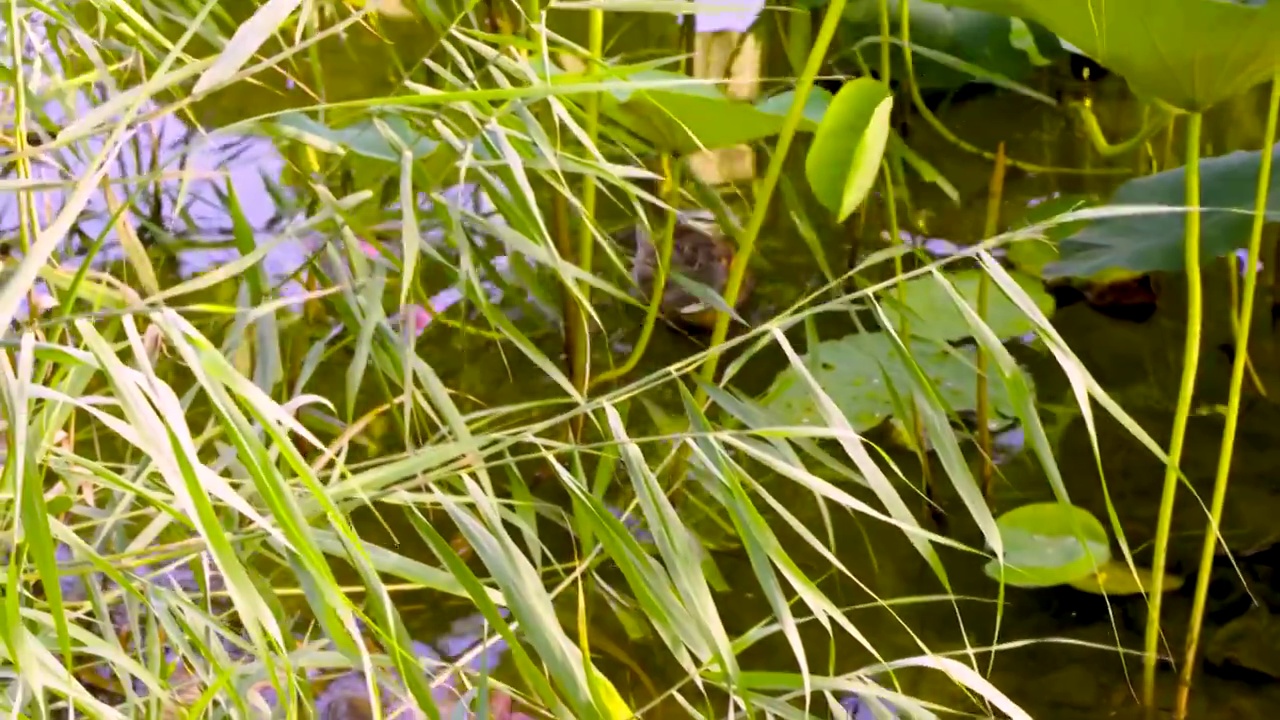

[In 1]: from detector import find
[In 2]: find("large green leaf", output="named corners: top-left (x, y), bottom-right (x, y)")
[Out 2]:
top-left (939, 0), bottom-right (1280, 111)
top-left (602, 70), bottom-right (795, 154)
top-left (274, 113), bottom-right (439, 161)
top-left (983, 502), bottom-right (1111, 588)
top-left (805, 78), bottom-right (894, 222)
top-left (879, 269), bottom-right (1054, 342)
top-left (759, 332), bottom-right (1026, 430)
top-left (1045, 146), bottom-right (1280, 280)
top-left (841, 0), bottom-right (1066, 90)
top-left (765, 86), bottom-right (960, 202)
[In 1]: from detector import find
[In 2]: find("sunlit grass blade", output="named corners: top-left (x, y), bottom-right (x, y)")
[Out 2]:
top-left (74, 318), bottom-right (288, 663)
top-left (604, 402), bottom-right (743, 684)
top-left (766, 328), bottom-right (950, 586)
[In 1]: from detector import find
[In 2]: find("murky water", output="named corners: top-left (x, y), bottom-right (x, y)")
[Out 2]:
top-left (8, 8), bottom-right (1280, 719)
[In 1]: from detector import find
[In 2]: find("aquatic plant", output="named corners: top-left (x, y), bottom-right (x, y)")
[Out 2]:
top-left (6, 1), bottom-right (1280, 719)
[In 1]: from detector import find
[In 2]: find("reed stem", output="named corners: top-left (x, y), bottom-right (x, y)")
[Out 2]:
top-left (592, 157), bottom-right (680, 388)
top-left (1174, 75), bottom-right (1280, 720)
top-left (1143, 111), bottom-right (1205, 716)
top-left (566, 5), bottom-right (605, 402)
top-left (977, 143), bottom-right (1006, 500)
top-left (693, 0), bottom-right (851, 394)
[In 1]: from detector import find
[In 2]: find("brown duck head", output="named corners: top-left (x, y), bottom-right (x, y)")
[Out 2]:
top-left (627, 210), bottom-right (755, 329)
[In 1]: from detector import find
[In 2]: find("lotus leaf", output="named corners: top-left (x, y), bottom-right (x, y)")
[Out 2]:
top-left (983, 502), bottom-right (1111, 588)
top-left (879, 269), bottom-right (1054, 341)
top-left (1046, 146), bottom-right (1280, 279)
top-left (939, 0), bottom-right (1280, 111)
top-left (759, 332), bottom-right (1025, 430)
top-left (1068, 561), bottom-right (1184, 596)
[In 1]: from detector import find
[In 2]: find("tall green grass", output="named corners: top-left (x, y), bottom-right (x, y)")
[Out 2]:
top-left (0, 1), bottom-right (1253, 718)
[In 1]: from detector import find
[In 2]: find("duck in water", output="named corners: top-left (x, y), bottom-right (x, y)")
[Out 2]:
top-left (315, 673), bottom-right (387, 720)
top-left (628, 210), bottom-right (755, 330)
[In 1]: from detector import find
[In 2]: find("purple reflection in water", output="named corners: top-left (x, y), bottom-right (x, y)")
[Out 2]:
top-left (605, 503), bottom-right (655, 544)
top-left (838, 692), bottom-right (899, 720)
top-left (690, 0), bottom-right (765, 33)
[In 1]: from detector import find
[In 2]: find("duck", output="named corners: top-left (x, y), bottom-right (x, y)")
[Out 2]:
top-left (628, 210), bottom-right (755, 330)
top-left (1046, 274), bottom-right (1158, 323)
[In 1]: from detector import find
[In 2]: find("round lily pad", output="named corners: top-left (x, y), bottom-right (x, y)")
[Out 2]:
top-left (1068, 561), bottom-right (1183, 596)
top-left (759, 332), bottom-right (1028, 431)
top-left (983, 502), bottom-right (1111, 588)
top-left (878, 269), bottom-right (1055, 342)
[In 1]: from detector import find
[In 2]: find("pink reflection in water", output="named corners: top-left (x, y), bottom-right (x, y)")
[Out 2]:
top-left (401, 303), bottom-right (432, 337)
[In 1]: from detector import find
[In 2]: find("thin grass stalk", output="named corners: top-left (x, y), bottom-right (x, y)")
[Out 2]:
top-left (878, 0), bottom-right (891, 87)
top-left (785, 6), bottom-right (812, 77)
top-left (1175, 74), bottom-right (1280, 719)
top-left (565, 5), bottom-right (604, 407)
top-left (6, 10), bottom-right (39, 327)
top-left (592, 156), bottom-right (679, 387)
top-left (1224, 253), bottom-right (1267, 396)
top-left (892, 0), bottom-right (938, 523)
top-left (880, 31), bottom-right (1120, 176)
top-left (880, 164), bottom-right (938, 521)
top-left (552, 191), bottom-right (587, 432)
top-left (1273, 231), bottom-right (1280, 327)
top-left (694, 0), bottom-right (850, 392)
top-left (1143, 111), bottom-right (1205, 715)
top-left (977, 142), bottom-right (1006, 500)
top-left (1162, 116), bottom-right (1178, 171)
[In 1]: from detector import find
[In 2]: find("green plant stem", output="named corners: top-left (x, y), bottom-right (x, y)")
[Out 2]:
top-left (552, 193), bottom-right (584, 396)
top-left (1143, 111), bottom-right (1205, 716)
top-left (1069, 101), bottom-right (1172, 158)
top-left (878, 0), bottom-right (892, 87)
top-left (592, 157), bottom-right (679, 388)
top-left (693, 0), bottom-right (850, 394)
top-left (1225, 254), bottom-right (1268, 396)
top-left (1162, 116), bottom-right (1178, 171)
top-left (977, 143), bottom-right (1007, 500)
top-left (567, 5), bottom-right (605, 401)
top-left (1175, 75), bottom-right (1280, 720)
top-left (878, 160), bottom-right (932, 514)
top-left (855, 36), bottom-right (1128, 176)
top-left (879, 0), bottom-right (927, 507)
top-left (785, 6), bottom-right (812, 77)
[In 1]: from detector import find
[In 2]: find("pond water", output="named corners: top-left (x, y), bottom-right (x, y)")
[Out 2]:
top-left (9, 6), bottom-right (1280, 719)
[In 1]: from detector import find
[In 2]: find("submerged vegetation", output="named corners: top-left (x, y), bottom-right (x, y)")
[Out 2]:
top-left (6, 0), bottom-right (1280, 718)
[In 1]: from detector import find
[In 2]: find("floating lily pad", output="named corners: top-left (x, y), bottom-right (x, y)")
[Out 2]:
top-left (940, 0), bottom-right (1280, 111)
top-left (759, 332), bottom-right (1027, 431)
top-left (1045, 146), bottom-right (1280, 280)
top-left (1207, 606), bottom-right (1280, 679)
top-left (878, 269), bottom-right (1054, 342)
top-left (983, 502), bottom-right (1111, 588)
top-left (1068, 561), bottom-right (1183, 596)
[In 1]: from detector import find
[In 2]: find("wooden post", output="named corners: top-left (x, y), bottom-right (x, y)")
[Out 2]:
top-left (688, 28), bottom-right (762, 185)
